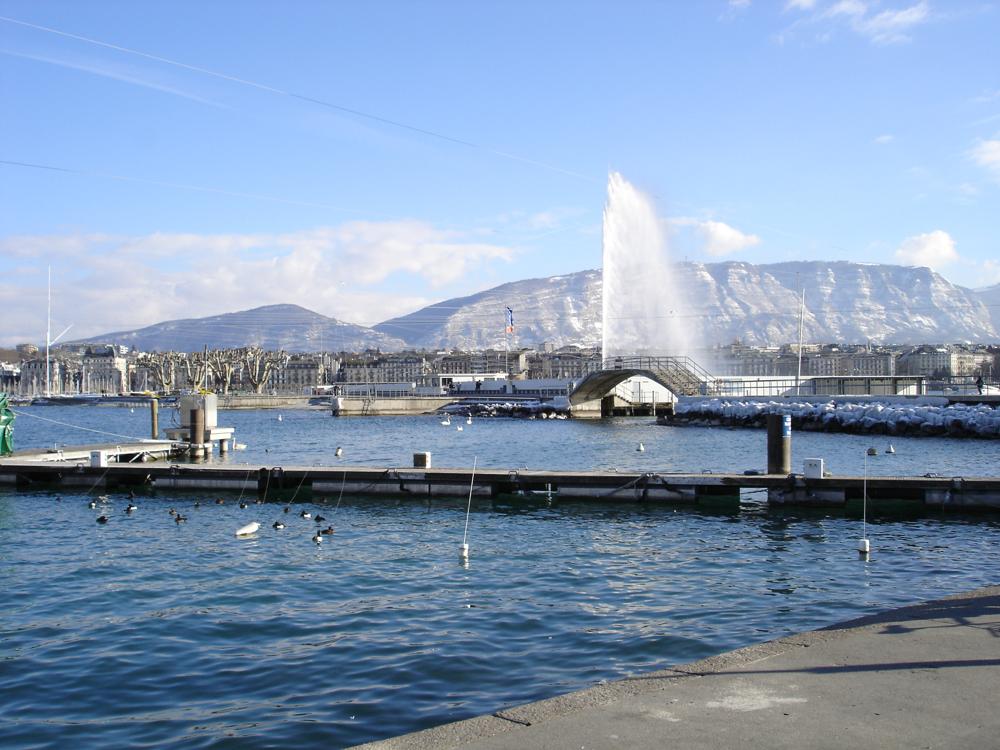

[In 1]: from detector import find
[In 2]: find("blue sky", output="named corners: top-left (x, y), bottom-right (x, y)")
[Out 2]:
top-left (1, 0), bottom-right (997, 347)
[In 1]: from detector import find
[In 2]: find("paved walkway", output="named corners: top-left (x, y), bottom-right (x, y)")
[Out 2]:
top-left (354, 586), bottom-right (1000, 750)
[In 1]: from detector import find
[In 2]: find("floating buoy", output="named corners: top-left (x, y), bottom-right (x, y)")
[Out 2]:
top-left (335, 446), bottom-right (343, 457)
top-left (858, 538), bottom-right (870, 554)
top-left (459, 542), bottom-right (469, 560)
top-left (637, 442), bottom-right (645, 452)
top-left (886, 444), bottom-right (896, 454)
top-left (236, 521), bottom-right (260, 537)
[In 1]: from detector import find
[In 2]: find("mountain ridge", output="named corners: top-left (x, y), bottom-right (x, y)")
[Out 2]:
top-left (69, 262), bottom-right (999, 352)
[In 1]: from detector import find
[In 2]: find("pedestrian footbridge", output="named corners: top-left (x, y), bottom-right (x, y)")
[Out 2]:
top-left (569, 356), bottom-right (713, 406)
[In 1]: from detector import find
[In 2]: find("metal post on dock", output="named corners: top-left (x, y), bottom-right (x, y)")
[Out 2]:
top-left (150, 398), bottom-right (159, 439)
top-left (767, 413), bottom-right (791, 474)
top-left (189, 408), bottom-right (205, 459)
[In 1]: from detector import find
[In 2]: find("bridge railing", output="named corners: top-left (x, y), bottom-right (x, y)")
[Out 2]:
top-left (601, 356), bottom-right (716, 395)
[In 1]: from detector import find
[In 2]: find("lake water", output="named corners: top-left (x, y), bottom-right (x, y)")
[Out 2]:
top-left (2, 405), bottom-right (999, 748)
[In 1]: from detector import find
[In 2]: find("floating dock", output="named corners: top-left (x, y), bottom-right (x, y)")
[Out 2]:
top-left (1, 453), bottom-right (999, 510)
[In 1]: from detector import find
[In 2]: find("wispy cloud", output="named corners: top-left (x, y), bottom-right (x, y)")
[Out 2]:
top-left (873, 133), bottom-right (895, 144)
top-left (893, 229), bottom-right (958, 269)
top-left (782, 1), bottom-right (933, 45)
top-left (969, 138), bottom-right (1000, 180)
top-left (0, 223), bottom-right (517, 345)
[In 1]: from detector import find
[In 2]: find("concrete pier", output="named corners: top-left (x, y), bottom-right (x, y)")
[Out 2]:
top-left (350, 585), bottom-right (1000, 750)
top-left (1, 458), bottom-right (999, 510)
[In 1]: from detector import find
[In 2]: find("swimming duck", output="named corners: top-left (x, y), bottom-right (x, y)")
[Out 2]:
top-left (335, 446), bottom-right (343, 457)
top-left (311, 531), bottom-right (323, 543)
top-left (314, 515), bottom-right (326, 523)
top-left (637, 442), bottom-right (645, 452)
top-left (300, 510), bottom-right (311, 519)
top-left (96, 515), bottom-right (108, 524)
top-left (273, 520), bottom-right (285, 530)
top-left (125, 503), bottom-right (137, 513)
top-left (320, 526), bottom-right (335, 535)
top-left (88, 500), bottom-right (97, 509)
top-left (239, 501), bottom-right (248, 509)
top-left (174, 514), bottom-right (187, 523)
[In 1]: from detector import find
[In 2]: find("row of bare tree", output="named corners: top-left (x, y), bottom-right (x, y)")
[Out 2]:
top-left (134, 347), bottom-right (288, 394)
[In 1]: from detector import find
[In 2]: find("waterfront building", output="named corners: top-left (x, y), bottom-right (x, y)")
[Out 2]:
top-left (81, 346), bottom-right (130, 394)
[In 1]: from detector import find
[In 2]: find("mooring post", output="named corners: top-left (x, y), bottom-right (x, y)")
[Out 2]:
top-left (189, 408), bottom-right (205, 459)
top-left (150, 398), bottom-right (159, 439)
top-left (767, 413), bottom-right (791, 474)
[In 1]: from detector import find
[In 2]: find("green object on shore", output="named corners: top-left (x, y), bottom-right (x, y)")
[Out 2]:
top-left (0, 393), bottom-right (13, 456)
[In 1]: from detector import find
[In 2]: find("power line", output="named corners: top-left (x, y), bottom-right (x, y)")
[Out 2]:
top-left (0, 14), bottom-right (598, 184)
top-left (0, 158), bottom-right (370, 214)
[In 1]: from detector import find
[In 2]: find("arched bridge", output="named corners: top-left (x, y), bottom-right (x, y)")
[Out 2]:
top-left (569, 356), bottom-right (714, 405)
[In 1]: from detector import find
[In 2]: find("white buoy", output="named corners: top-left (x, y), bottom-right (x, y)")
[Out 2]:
top-left (236, 521), bottom-right (260, 537)
top-left (459, 542), bottom-right (469, 559)
top-left (858, 538), bottom-right (870, 553)
top-left (637, 442), bottom-right (645, 452)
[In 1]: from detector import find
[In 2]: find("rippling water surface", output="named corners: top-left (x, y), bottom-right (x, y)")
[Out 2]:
top-left (2, 406), bottom-right (999, 748)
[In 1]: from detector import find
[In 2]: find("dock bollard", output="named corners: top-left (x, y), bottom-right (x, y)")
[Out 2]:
top-left (767, 413), bottom-right (791, 474)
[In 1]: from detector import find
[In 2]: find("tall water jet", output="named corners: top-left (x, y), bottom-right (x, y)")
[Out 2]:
top-left (601, 172), bottom-right (693, 359)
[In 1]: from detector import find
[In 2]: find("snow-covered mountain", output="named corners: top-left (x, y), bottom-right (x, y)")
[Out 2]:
top-left (69, 304), bottom-right (408, 353)
top-left (378, 261), bottom-right (998, 348)
top-left (72, 262), bottom-right (998, 353)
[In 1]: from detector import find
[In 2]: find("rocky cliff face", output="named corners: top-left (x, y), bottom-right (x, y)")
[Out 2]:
top-left (378, 261), bottom-right (997, 349)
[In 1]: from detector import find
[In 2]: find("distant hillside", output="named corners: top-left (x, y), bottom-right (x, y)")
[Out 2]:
top-left (70, 262), bottom-right (999, 353)
top-left (69, 304), bottom-right (408, 353)
top-left (377, 261), bottom-right (998, 348)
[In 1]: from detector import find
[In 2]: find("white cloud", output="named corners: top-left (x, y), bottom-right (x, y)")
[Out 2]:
top-left (893, 230), bottom-right (958, 269)
top-left (785, 0), bottom-right (932, 45)
top-left (729, 0), bottom-right (752, 8)
top-left (857, 1), bottom-right (930, 44)
top-left (873, 133), bottom-right (894, 144)
top-left (0, 222), bottom-right (516, 345)
top-left (969, 138), bottom-right (1000, 179)
top-left (671, 218), bottom-right (762, 257)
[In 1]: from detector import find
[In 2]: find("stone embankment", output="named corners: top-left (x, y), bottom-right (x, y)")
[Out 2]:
top-left (669, 396), bottom-right (1000, 438)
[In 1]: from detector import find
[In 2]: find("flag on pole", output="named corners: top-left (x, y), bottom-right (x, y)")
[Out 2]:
top-left (505, 306), bottom-right (514, 334)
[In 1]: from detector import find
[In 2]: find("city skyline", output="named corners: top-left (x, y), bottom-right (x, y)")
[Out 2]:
top-left (2, 1), bottom-right (998, 347)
